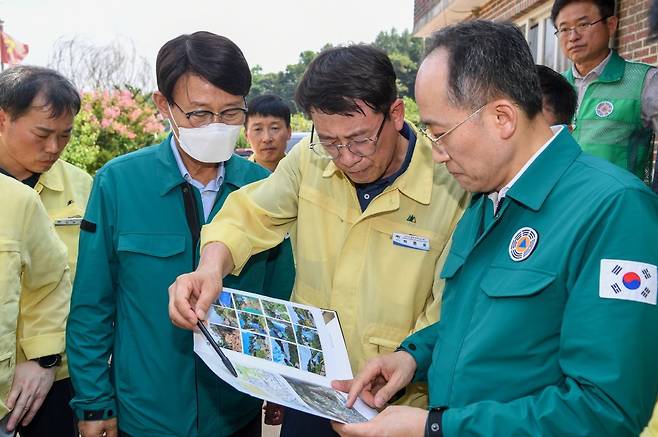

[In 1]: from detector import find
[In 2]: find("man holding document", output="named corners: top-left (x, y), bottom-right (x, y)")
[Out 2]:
top-left (169, 44), bottom-right (468, 436)
top-left (333, 20), bottom-right (658, 437)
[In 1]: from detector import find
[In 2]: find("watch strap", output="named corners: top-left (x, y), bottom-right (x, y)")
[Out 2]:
top-left (83, 408), bottom-right (115, 421)
top-left (425, 407), bottom-right (447, 437)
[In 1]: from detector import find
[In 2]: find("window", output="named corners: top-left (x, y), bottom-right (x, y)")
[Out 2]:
top-left (515, 4), bottom-right (571, 72)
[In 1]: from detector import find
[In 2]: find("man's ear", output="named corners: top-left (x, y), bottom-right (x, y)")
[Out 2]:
top-left (491, 99), bottom-right (518, 140)
top-left (389, 98), bottom-right (406, 131)
top-left (152, 91), bottom-right (170, 117)
top-left (0, 108), bottom-right (9, 133)
top-left (606, 15), bottom-right (619, 35)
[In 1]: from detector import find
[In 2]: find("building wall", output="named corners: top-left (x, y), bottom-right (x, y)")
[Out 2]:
top-left (415, 0), bottom-right (440, 23)
top-left (617, 0), bottom-right (657, 64)
top-left (414, 0), bottom-right (658, 66)
top-left (477, 0), bottom-right (545, 21)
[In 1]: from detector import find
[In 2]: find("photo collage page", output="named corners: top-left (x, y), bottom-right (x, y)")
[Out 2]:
top-left (207, 291), bottom-right (326, 376)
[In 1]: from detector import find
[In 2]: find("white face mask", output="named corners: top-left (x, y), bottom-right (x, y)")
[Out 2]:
top-left (168, 106), bottom-right (241, 163)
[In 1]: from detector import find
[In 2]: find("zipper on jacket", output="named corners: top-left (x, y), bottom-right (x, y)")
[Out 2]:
top-left (181, 182), bottom-right (202, 434)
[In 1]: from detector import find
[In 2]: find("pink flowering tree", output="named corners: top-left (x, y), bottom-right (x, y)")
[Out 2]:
top-left (63, 87), bottom-right (167, 174)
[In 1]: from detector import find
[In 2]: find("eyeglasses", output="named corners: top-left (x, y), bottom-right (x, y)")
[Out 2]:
top-left (309, 115), bottom-right (386, 160)
top-left (172, 101), bottom-right (247, 128)
top-left (554, 16), bottom-right (609, 38)
top-left (419, 103), bottom-right (487, 151)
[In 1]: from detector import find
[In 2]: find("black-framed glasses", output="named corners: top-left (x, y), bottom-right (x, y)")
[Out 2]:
top-left (554, 16), bottom-right (609, 37)
top-left (308, 115), bottom-right (387, 160)
top-left (172, 101), bottom-right (247, 128)
top-left (419, 103), bottom-right (487, 152)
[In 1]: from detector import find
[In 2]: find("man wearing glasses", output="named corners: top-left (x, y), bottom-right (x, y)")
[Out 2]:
top-left (168, 44), bottom-right (468, 436)
top-left (552, 0), bottom-right (658, 189)
top-left (66, 32), bottom-right (295, 437)
top-left (333, 20), bottom-right (658, 437)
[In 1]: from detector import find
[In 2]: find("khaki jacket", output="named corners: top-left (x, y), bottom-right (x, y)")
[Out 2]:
top-left (15, 159), bottom-right (91, 382)
top-left (0, 174), bottom-right (70, 419)
top-left (202, 123), bottom-right (468, 406)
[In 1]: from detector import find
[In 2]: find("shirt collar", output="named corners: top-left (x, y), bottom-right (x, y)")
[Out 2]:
top-left (572, 49), bottom-right (612, 80)
top-left (321, 121), bottom-right (433, 205)
top-left (489, 125), bottom-right (562, 210)
top-left (36, 160), bottom-right (64, 192)
top-left (503, 126), bottom-right (581, 211)
top-left (169, 136), bottom-right (224, 192)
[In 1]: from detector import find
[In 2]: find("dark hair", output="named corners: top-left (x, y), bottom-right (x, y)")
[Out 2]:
top-left (156, 31), bottom-right (251, 102)
top-left (551, 0), bottom-right (616, 24)
top-left (295, 45), bottom-right (397, 117)
top-left (246, 94), bottom-right (291, 127)
top-left (536, 64), bottom-right (577, 125)
top-left (426, 20), bottom-right (543, 118)
top-left (0, 65), bottom-right (80, 119)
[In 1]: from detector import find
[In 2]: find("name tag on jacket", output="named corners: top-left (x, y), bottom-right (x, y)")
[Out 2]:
top-left (54, 217), bottom-right (83, 226)
top-left (392, 232), bottom-right (430, 251)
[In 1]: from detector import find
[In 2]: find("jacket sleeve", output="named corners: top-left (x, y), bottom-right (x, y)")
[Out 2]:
top-left (440, 187), bottom-right (658, 436)
top-left (67, 170), bottom-right (119, 420)
top-left (19, 194), bottom-right (71, 359)
top-left (201, 141), bottom-right (304, 275)
top-left (400, 323), bottom-right (440, 383)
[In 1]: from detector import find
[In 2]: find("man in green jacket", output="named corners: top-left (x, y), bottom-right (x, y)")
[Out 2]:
top-left (66, 32), bottom-right (295, 437)
top-left (553, 0), bottom-right (657, 186)
top-left (335, 21), bottom-right (658, 437)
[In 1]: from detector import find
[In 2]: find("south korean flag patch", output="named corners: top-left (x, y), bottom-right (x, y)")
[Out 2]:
top-left (600, 259), bottom-right (657, 305)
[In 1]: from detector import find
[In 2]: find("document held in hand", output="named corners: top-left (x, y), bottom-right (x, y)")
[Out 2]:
top-left (194, 287), bottom-right (377, 424)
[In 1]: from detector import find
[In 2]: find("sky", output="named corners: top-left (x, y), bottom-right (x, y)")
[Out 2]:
top-left (1, 0), bottom-right (415, 82)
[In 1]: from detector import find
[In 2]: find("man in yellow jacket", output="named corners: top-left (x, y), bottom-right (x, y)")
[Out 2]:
top-left (169, 45), bottom-right (468, 436)
top-left (0, 174), bottom-right (71, 436)
top-left (0, 66), bottom-right (90, 437)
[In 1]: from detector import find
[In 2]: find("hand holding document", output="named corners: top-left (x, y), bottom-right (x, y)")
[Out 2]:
top-left (194, 288), bottom-right (377, 423)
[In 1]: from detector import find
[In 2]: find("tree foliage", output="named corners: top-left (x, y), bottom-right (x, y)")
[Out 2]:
top-left (248, 28), bottom-right (423, 110)
top-left (63, 88), bottom-right (166, 174)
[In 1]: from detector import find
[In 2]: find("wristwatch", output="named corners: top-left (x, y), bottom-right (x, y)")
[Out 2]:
top-left (33, 354), bottom-right (62, 369)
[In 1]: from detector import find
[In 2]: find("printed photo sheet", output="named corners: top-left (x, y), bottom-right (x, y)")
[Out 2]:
top-left (194, 287), bottom-right (377, 423)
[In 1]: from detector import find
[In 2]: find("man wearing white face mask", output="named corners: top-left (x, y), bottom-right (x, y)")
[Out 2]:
top-left (66, 31), bottom-right (295, 437)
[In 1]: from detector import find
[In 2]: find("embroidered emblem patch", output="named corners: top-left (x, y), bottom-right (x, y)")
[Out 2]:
top-left (595, 100), bottom-right (614, 118)
top-left (599, 259), bottom-right (657, 305)
top-left (508, 227), bottom-right (538, 262)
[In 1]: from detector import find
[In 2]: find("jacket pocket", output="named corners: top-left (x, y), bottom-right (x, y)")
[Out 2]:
top-left (480, 266), bottom-right (556, 298)
top-left (117, 233), bottom-right (186, 258)
top-left (49, 204), bottom-right (85, 274)
top-left (367, 336), bottom-right (400, 353)
top-left (0, 241), bottom-right (21, 336)
top-left (0, 331), bottom-right (17, 405)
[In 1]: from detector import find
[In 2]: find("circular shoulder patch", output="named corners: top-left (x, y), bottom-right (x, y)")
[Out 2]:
top-left (595, 100), bottom-right (614, 118)
top-left (509, 227), bottom-right (539, 262)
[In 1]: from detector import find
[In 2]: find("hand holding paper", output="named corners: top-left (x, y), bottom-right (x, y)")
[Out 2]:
top-left (194, 288), bottom-right (377, 423)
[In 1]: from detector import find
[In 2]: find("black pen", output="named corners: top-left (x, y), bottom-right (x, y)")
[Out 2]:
top-left (197, 320), bottom-right (238, 377)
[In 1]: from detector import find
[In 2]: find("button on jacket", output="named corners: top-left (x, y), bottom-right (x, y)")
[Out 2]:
top-left (0, 174), bottom-right (71, 420)
top-left (402, 129), bottom-right (658, 436)
top-left (201, 122), bottom-right (468, 404)
top-left (66, 136), bottom-right (295, 437)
